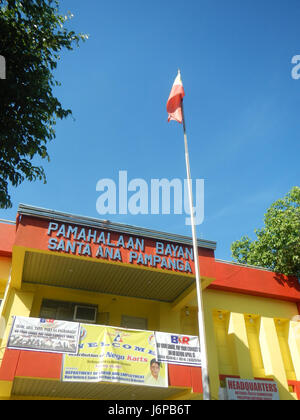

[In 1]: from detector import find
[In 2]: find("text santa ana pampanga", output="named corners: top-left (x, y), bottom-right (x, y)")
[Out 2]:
top-left (47, 222), bottom-right (194, 274)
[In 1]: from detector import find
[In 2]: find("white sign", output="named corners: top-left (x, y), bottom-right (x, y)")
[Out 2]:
top-left (225, 378), bottom-right (280, 400)
top-left (0, 55), bottom-right (5, 79)
top-left (7, 316), bottom-right (81, 354)
top-left (155, 332), bottom-right (201, 366)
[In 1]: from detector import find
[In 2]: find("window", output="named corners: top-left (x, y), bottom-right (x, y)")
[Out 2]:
top-left (73, 305), bottom-right (97, 323)
top-left (40, 299), bottom-right (98, 324)
top-left (121, 315), bottom-right (148, 330)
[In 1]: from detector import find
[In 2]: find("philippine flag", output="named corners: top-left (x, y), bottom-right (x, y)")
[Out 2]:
top-left (166, 70), bottom-right (185, 124)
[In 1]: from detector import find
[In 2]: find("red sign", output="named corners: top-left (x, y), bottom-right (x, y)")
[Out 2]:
top-left (46, 221), bottom-right (194, 274)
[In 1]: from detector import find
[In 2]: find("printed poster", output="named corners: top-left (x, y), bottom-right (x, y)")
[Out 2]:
top-left (62, 324), bottom-right (168, 387)
top-left (155, 331), bottom-right (201, 366)
top-left (7, 316), bottom-right (81, 354)
top-left (225, 378), bottom-right (280, 400)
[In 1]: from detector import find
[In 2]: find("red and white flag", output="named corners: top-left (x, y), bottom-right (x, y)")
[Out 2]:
top-left (166, 70), bottom-right (185, 123)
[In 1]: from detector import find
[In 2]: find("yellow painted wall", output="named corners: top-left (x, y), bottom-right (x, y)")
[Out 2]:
top-left (0, 288), bottom-right (34, 365)
top-left (0, 257), bottom-right (11, 296)
top-left (0, 282), bottom-right (193, 362)
top-left (276, 320), bottom-right (296, 381)
top-left (203, 288), bottom-right (300, 400)
top-left (27, 284), bottom-right (169, 332)
top-left (1, 277), bottom-right (300, 400)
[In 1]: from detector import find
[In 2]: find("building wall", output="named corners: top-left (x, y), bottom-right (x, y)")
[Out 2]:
top-left (2, 282), bottom-right (300, 400)
top-left (0, 222), bottom-right (14, 297)
top-left (204, 288), bottom-right (300, 400)
top-left (0, 257), bottom-right (11, 297)
top-left (2, 283), bottom-right (196, 343)
top-left (0, 223), bottom-right (14, 376)
top-left (0, 211), bottom-right (300, 400)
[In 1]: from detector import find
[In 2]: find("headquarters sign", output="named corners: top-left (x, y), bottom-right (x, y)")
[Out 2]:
top-left (225, 378), bottom-right (279, 401)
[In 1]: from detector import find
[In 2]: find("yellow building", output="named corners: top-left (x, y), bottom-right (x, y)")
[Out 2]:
top-left (0, 204), bottom-right (300, 400)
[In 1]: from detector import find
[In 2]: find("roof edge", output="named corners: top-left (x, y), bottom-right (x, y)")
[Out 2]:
top-left (17, 204), bottom-right (217, 251)
top-left (215, 258), bottom-right (275, 273)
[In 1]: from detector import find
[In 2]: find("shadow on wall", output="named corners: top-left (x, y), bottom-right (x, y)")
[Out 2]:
top-left (274, 273), bottom-right (300, 292)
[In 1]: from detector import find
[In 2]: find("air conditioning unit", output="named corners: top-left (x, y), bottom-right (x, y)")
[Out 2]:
top-left (73, 304), bottom-right (97, 324)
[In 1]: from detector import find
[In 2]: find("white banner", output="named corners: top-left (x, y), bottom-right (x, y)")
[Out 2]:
top-left (225, 378), bottom-right (280, 400)
top-left (7, 316), bottom-right (81, 354)
top-left (155, 332), bottom-right (201, 366)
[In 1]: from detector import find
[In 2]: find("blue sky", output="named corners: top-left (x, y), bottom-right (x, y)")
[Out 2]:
top-left (1, 0), bottom-right (300, 261)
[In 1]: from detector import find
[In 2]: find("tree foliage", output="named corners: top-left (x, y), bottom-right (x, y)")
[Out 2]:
top-left (231, 186), bottom-right (300, 277)
top-left (0, 0), bottom-right (87, 208)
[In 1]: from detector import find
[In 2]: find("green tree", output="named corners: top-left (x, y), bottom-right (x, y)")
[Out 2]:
top-left (0, 0), bottom-right (87, 208)
top-left (231, 186), bottom-right (300, 277)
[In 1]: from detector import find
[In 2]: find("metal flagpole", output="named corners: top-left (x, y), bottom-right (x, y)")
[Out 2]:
top-left (180, 80), bottom-right (211, 400)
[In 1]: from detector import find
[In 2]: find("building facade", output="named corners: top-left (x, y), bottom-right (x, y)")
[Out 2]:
top-left (0, 204), bottom-right (300, 400)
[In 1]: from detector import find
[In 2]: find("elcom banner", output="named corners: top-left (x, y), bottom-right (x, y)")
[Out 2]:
top-left (62, 324), bottom-right (168, 387)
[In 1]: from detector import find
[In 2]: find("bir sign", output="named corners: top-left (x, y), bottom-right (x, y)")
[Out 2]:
top-left (155, 332), bottom-right (201, 366)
